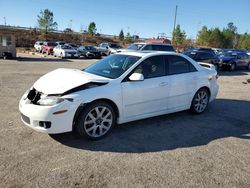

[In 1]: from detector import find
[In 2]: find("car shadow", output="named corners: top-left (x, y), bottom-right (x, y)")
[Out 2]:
top-left (219, 69), bottom-right (250, 76)
top-left (17, 57), bottom-right (71, 62)
top-left (50, 99), bottom-right (250, 153)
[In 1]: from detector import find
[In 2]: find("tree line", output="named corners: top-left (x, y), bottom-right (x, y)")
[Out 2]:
top-left (173, 22), bottom-right (250, 50)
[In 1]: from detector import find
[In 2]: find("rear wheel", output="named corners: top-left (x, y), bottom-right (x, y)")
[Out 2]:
top-left (230, 63), bottom-right (236, 71)
top-left (190, 88), bottom-right (209, 114)
top-left (76, 101), bottom-right (116, 140)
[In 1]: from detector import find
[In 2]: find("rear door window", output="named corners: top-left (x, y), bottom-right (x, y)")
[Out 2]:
top-left (168, 55), bottom-right (197, 75)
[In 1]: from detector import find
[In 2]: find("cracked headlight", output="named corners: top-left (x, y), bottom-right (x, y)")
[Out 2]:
top-left (37, 97), bottom-right (65, 106)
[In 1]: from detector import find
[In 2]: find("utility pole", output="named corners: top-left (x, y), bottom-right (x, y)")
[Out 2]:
top-left (172, 5), bottom-right (178, 44)
top-left (3, 17), bottom-right (6, 26)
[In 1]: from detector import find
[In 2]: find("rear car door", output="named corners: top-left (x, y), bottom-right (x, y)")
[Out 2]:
top-left (121, 55), bottom-right (169, 119)
top-left (167, 55), bottom-right (198, 111)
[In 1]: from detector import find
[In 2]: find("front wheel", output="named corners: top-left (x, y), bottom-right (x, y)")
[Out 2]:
top-left (247, 63), bottom-right (250, 70)
top-left (190, 88), bottom-right (209, 114)
top-left (75, 101), bottom-right (116, 140)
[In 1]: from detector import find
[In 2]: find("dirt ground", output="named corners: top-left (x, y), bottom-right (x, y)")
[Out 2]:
top-left (0, 53), bottom-right (250, 188)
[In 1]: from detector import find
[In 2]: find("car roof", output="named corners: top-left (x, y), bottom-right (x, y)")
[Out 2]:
top-left (118, 51), bottom-right (180, 58)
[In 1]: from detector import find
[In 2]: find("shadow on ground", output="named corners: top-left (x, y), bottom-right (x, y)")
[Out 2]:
top-left (219, 69), bottom-right (250, 76)
top-left (50, 99), bottom-right (250, 153)
top-left (17, 57), bottom-right (71, 62)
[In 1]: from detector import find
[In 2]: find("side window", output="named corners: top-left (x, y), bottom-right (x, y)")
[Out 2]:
top-left (142, 45), bottom-right (153, 51)
top-left (168, 55), bottom-right (197, 75)
top-left (133, 55), bottom-right (166, 79)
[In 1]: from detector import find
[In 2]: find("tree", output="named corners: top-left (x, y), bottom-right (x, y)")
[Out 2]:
top-left (208, 28), bottom-right (225, 48)
top-left (88, 22), bottom-right (97, 36)
top-left (119, 29), bottom-right (124, 41)
top-left (172, 24), bottom-right (186, 47)
top-left (197, 26), bottom-right (211, 46)
top-left (125, 32), bottom-right (133, 44)
top-left (37, 9), bottom-right (58, 34)
top-left (238, 33), bottom-right (250, 50)
top-left (222, 22), bottom-right (238, 48)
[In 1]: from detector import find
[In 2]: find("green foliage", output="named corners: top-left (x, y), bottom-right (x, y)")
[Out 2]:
top-left (88, 22), bottom-right (97, 36)
top-left (37, 9), bottom-right (58, 34)
top-left (172, 24), bottom-right (186, 46)
top-left (196, 22), bottom-right (250, 49)
top-left (238, 33), bottom-right (250, 50)
top-left (125, 32), bottom-right (133, 44)
top-left (119, 29), bottom-right (124, 41)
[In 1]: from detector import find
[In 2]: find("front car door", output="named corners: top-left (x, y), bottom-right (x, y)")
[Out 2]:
top-left (121, 55), bottom-right (169, 120)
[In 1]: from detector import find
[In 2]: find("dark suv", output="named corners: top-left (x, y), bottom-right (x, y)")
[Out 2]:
top-left (183, 51), bottom-right (221, 70)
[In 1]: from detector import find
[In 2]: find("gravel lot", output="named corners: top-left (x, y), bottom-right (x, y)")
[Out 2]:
top-left (0, 53), bottom-right (250, 188)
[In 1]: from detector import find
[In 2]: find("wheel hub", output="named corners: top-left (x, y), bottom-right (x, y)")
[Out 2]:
top-left (95, 118), bottom-right (103, 125)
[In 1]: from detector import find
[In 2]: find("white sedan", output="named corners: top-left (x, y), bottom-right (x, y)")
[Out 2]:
top-left (53, 45), bottom-right (79, 58)
top-left (19, 52), bottom-right (219, 140)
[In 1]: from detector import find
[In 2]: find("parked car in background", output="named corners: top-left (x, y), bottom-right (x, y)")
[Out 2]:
top-left (183, 51), bottom-right (221, 71)
top-left (41, 42), bottom-right (57, 55)
top-left (185, 48), bottom-right (217, 56)
top-left (53, 45), bottom-right (79, 58)
top-left (55, 41), bottom-right (66, 46)
top-left (19, 51), bottom-right (218, 140)
top-left (65, 43), bottom-right (78, 50)
top-left (220, 52), bottom-right (250, 71)
top-left (78, 45), bottom-right (102, 59)
top-left (118, 43), bottom-right (175, 53)
top-left (97, 42), bottom-right (122, 56)
top-left (34, 41), bottom-right (45, 53)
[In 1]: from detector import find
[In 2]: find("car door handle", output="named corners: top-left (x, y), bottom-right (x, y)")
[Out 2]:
top-left (159, 82), bottom-right (168, 86)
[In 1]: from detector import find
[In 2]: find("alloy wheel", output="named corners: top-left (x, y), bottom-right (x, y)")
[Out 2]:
top-left (84, 106), bottom-right (113, 138)
top-left (193, 90), bottom-right (209, 113)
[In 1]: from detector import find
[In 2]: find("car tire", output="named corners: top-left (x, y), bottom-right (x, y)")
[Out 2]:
top-left (213, 64), bottom-right (218, 72)
top-left (190, 88), bottom-right (210, 114)
top-left (75, 101), bottom-right (116, 140)
top-left (230, 63), bottom-right (236, 71)
top-left (247, 63), bottom-right (250, 70)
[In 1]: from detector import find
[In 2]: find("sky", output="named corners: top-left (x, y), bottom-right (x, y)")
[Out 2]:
top-left (0, 0), bottom-right (249, 39)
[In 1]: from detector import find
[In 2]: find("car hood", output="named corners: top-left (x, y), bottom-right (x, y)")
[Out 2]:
top-left (33, 68), bottom-right (110, 95)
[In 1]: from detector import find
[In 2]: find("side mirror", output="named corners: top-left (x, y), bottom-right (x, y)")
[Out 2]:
top-left (129, 73), bottom-right (144, 81)
top-left (106, 46), bottom-right (109, 49)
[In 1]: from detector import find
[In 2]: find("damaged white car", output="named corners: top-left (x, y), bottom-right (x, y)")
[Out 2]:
top-left (19, 51), bottom-right (219, 140)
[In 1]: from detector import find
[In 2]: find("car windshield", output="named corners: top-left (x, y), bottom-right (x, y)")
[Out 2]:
top-left (85, 46), bottom-right (96, 50)
top-left (84, 54), bottom-right (140, 79)
top-left (183, 51), bottom-right (196, 59)
top-left (127, 44), bottom-right (144, 50)
top-left (110, 43), bottom-right (121, 49)
top-left (47, 42), bottom-right (57, 46)
top-left (61, 45), bottom-right (72, 49)
top-left (221, 52), bottom-right (237, 57)
top-left (69, 44), bottom-right (77, 48)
